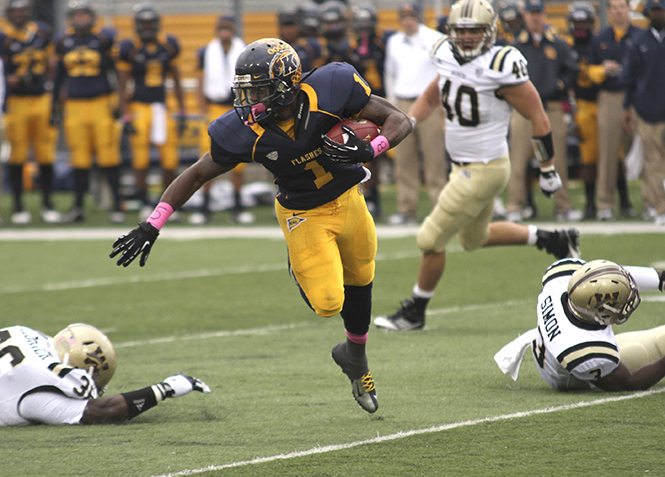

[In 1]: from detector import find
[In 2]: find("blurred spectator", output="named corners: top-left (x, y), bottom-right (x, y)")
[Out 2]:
top-left (436, 15), bottom-right (449, 35)
top-left (384, 3), bottom-right (446, 225)
top-left (279, 6), bottom-right (314, 72)
top-left (117, 3), bottom-right (186, 223)
top-left (2, 0), bottom-right (61, 224)
top-left (506, 0), bottom-right (582, 223)
top-left (297, 1), bottom-right (329, 67)
top-left (496, 0), bottom-right (525, 44)
top-left (319, 0), bottom-right (352, 63)
top-left (348, 3), bottom-right (386, 219)
top-left (193, 15), bottom-right (253, 224)
top-left (621, 0), bottom-right (665, 226)
top-left (590, 0), bottom-right (643, 221)
top-left (568, 1), bottom-right (600, 219)
top-left (51, 0), bottom-right (123, 224)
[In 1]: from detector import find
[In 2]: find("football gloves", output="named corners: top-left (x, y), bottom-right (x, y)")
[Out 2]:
top-left (161, 374), bottom-right (211, 398)
top-left (109, 221), bottom-right (159, 267)
top-left (539, 166), bottom-right (563, 198)
top-left (322, 125), bottom-right (375, 164)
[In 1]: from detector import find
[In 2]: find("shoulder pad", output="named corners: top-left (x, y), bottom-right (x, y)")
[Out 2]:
top-left (430, 36), bottom-right (449, 57)
top-left (542, 258), bottom-right (585, 287)
top-left (490, 46), bottom-right (519, 72)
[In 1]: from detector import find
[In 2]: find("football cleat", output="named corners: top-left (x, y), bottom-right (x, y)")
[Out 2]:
top-left (41, 208), bottom-right (62, 224)
top-left (11, 211), bottom-right (32, 225)
top-left (374, 298), bottom-right (426, 331)
top-left (536, 229), bottom-right (580, 260)
top-left (331, 342), bottom-right (378, 413)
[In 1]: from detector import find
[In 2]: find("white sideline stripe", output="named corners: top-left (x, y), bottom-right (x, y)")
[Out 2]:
top-left (152, 388), bottom-right (665, 477)
top-left (0, 221), bottom-right (662, 242)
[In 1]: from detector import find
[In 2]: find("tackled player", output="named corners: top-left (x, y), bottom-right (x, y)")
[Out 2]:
top-left (110, 38), bottom-right (413, 413)
top-left (0, 323), bottom-right (209, 426)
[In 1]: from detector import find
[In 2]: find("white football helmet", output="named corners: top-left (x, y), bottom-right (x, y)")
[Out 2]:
top-left (448, 0), bottom-right (498, 61)
top-left (53, 323), bottom-right (117, 392)
top-left (567, 260), bottom-right (641, 326)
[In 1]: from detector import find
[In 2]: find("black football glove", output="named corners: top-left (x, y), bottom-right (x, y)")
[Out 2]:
top-left (322, 125), bottom-right (375, 164)
top-left (109, 221), bottom-right (159, 267)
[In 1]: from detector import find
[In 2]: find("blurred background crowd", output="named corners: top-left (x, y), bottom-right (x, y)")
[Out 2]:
top-left (0, 0), bottom-right (662, 226)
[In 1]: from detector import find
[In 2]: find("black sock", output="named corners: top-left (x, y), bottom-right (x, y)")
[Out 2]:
top-left (73, 168), bottom-right (89, 209)
top-left (8, 164), bottom-right (24, 212)
top-left (39, 164), bottom-right (54, 210)
top-left (103, 166), bottom-right (122, 211)
top-left (340, 283), bottom-right (372, 335)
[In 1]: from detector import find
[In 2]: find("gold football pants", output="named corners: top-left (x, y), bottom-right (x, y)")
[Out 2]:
top-left (64, 95), bottom-right (121, 169)
top-left (5, 94), bottom-right (57, 165)
top-left (275, 184), bottom-right (377, 317)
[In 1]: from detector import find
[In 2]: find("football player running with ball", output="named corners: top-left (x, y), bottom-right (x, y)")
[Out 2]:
top-left (0, 323), bottom-right (209, 426)
top-left (375, 0), bottom-right (581, 332)
top-left (110, 38), bottom-right (413, 413)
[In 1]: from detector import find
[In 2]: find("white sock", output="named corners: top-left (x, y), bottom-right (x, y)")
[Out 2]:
top-left (526, 225), bottom-right (538, 246)
top-left (413, 284), bottom-right (435, 299)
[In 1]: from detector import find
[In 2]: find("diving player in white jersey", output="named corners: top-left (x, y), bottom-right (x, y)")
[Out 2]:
top-left (0, 323), bottom-right (209, 426)
top-left (495, 259), bottom-right (665, 391)
top-left (375, 0), bottom-right (579, 332)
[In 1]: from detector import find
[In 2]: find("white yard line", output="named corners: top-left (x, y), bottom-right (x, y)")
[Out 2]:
top-left (151, 388), bottom-right (665, 477)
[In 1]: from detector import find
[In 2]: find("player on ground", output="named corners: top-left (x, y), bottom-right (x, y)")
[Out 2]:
top-left (0, 323), bottom-right (209, 426)
top-left (110, 38), bottom-right (412, 413)
top-left (495, 259), bottom-right (665, 391)
top-left (375, 0), bottom-right (579, 332)
top-left (116, 2), bottom-right (187, 222)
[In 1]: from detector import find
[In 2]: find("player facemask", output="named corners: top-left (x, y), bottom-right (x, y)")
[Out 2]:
top-left (448, 0), bottom-right (497, 61)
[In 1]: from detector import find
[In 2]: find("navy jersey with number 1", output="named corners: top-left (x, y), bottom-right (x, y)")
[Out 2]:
top-left (208, 62), bottom-right (372, 210)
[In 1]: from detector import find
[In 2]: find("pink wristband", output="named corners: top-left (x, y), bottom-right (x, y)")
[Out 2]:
top-left (145, 202), bottom-right (174, 230)
top-left (370, 135), bottom-right (390, 157)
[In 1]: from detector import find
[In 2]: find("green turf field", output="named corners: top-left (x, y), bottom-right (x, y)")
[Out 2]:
top-left (1, 188), bottom-right (664, 476)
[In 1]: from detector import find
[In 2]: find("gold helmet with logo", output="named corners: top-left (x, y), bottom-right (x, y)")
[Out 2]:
top-left (448, 0), bottom-right (497, 60)
top-left (567, 260), bottom-right (641, 326)
top-left (53, 323), bottom-right (117, 391)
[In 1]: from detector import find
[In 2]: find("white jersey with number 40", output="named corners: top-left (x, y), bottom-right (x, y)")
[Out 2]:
top-left (430, 39), bottom-right (529, 163)
top-left (0, 326), bottom-right (98, 426)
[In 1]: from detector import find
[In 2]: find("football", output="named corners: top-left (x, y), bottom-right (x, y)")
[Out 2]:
top-left (326, 118), bottom-right (380, 145)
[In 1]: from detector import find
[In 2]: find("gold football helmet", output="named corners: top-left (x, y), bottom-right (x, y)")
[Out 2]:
top-left (448, 0), bottom-right (497, 60)
top-left (53, 323), bottom-right (117, 391)
top-left (567, 260), bottom-right (641, 326)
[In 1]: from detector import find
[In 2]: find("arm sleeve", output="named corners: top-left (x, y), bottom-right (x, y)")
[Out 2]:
top-left (18, 391), bottom-right (88, 425)
top-left (620, 44), bottom-right (639, 110)
top-left (624, 266), bottom-right (662, 292)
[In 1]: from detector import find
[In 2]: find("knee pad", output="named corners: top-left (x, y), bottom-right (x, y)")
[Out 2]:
top-left (417, 216), bottom-right (444, 253)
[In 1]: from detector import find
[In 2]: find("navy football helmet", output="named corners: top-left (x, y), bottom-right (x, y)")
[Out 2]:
top-left (232, 38), bottom-right (302, 125)
top-left (67, 0), bottom-right (96, 34)
top-left (6, 0), bottom-right (30, 28)
top-left (134, 2), bottom-right (160, 41)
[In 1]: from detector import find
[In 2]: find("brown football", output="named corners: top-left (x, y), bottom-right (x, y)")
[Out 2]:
top-left (326, 118), bottom-right (381, 144)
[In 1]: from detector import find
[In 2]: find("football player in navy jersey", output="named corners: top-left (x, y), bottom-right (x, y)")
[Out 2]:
top-left (116, 3), bottom-right (187, 221)
top-left (111, 38), bottom-right (412, 414)
top-left (51, 0), bottom-right (124, 224)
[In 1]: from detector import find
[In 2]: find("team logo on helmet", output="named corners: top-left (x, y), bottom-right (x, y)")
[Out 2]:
top-left (271, 50), bottom-right (302, 88)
